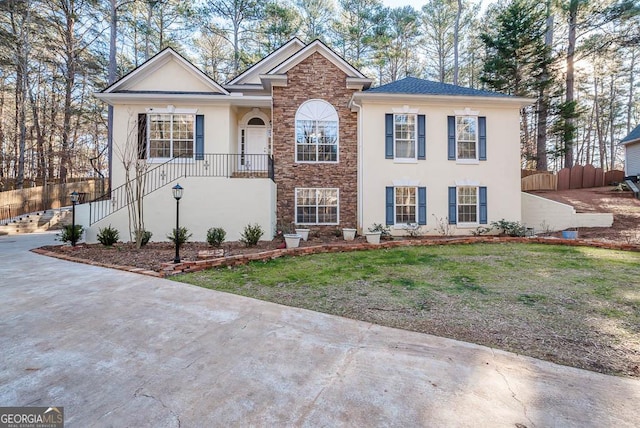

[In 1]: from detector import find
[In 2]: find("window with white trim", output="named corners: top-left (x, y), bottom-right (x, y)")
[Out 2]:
top-left (395, 186), bottom-right (416, 224)
top-left (295, 100), bottom-right (338, 162)
top-left (456, 116), bottom-right (477, 160)
top-left (148, 114), bottom-right (194, 159)
top-left (457, 186), bottom-right (478, 223)
top-left (394, 114), bottom-right (416, 159)
top-left (295, 188), bottom-right (339, 224)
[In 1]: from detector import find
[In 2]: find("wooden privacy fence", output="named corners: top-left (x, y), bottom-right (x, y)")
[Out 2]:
top-left (522, 165), bottom-right (625, 191)
top-left (0, 179), bottom-right (106, 224)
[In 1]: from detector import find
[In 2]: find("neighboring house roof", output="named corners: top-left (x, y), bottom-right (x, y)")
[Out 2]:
top-left (352, 76), bottom-right (534, 107)
top-left (225, 38), bottom-right (306, 87)
top-left (97, 47), bottom-right (229, 101)
top-left (621, 124), bottom-right (640, 145)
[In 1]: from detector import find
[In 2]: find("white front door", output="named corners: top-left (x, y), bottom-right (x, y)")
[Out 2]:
top-left (240, 126), bottom-right (268, 170)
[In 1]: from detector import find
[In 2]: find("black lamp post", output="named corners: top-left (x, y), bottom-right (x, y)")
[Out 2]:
top-left (70, 191), bottom-right (79, 246)
top-left (172, 183), bottom-right (183, 263)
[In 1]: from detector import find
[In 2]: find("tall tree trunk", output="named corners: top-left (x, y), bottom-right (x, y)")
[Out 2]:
top-left (535, 0), bottom-right (553, 171)
top-left (564, 0), bottom-right (578, 168)
top-left (108, 0), bottom-right (118, 192)
top-left (627, 49), bottom-right (636, 134)
top-left (59, 0), bottom-right (77, 183)
top-left (453, 0), bottom-right (461, 85)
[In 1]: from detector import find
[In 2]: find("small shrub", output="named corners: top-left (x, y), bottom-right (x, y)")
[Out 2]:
top-left (240, 223), bottom-right (263, 247)
top-left (432, 215), bottom-right (454, 236)
top-left (135, 229), bottom-right (152, 247)
top-left (207, 227), bottom-right (226, 247)
top-left (97, 225), bottom-right (119, 246)
top-left (405, 223), bottom-right (423, 238)
top-left (471, 226), bottom-right (493, 236)
top-left (368, 223), bottom-right (392, 240)
top-left (59, 224), bottom-right (83, 245)
top-left (491, 219), bottom-right (527, 237)
top-left (167, 227), bottom-right (192, 246)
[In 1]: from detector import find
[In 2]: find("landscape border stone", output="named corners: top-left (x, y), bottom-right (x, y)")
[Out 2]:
top-left (31, 236), bottom-right (640, 278)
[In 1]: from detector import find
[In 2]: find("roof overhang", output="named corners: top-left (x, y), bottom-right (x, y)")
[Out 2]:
top-left (621, 138), bottom-right (640, 146)
top-left (350, 92), bottom-right (536, 110)
top-left (259, 74), bottom-right (288, 90)
top-left (94, 92), bottom-right (272, 108)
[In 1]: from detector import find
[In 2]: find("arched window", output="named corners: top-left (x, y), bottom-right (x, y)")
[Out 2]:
top-left (248, 117), bottom-right (265, 126)
top-left (295, 100), bottom-right (338, 162)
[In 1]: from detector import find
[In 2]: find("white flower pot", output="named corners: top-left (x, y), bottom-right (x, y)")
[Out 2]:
top-left (295, 228), bottom-right (310, 241)
top-left (365, 231), bottom-right (382, 244)
top-left (342, 228), bottom-right (357, 241)
top-left (284, 234), bottom-right (302, 248)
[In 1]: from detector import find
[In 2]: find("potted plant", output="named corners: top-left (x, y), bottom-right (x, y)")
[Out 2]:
top-left (284, 233), bottom-right (302, 248)
top-left (342, 228), bottom-right (357, 241)
top-left (294, 228), bottom-right (310, 241)
top-left (365, 230), bottom-right (382, 244)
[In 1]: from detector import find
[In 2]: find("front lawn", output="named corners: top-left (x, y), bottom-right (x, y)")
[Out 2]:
top-left (173, 243), bottom-right (640, 377)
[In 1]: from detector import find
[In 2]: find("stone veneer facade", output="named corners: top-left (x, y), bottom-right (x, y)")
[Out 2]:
top-left (272, 52), bottom-right (359, 233)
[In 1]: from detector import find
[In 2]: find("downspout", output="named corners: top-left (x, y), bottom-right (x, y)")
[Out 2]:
top-left (350, 97), bottom-right (363, 232)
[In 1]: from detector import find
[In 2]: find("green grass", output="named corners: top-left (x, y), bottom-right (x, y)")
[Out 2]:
top-left (173, 243), bottom-right (640, 377)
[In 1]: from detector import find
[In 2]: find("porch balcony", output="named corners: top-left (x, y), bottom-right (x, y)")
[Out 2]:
top-left (87, 153), bottom-right (274, 226)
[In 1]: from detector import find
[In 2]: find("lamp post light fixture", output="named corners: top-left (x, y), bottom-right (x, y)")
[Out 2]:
top-left (172, 183), bottom-right (183, 263)
top-left (70, 191), bottom-right (79, 247)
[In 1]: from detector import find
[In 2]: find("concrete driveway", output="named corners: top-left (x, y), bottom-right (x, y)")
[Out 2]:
top-left (1, 233), bottom-right (639, 427)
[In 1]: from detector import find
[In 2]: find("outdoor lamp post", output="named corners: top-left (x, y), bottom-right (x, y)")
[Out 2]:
top-left (70, 191), bottom-right (79, 246)
top-left (172, 183), bottom-right (183, 263)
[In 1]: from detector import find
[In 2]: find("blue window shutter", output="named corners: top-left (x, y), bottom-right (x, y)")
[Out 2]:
top-left (386, 186), bottom-right (394, 225)
top-left (479, 116), bottom-right (487, 161)
top-left (195, 115), bottom-right (204, 160)
top-left (447, 116), bottom-right (456, 160)
top-left (418, 187), bottom-right (427, 225)
top-left (448, 187), bottom-right (457, 224)
top-left (137, 113), bottom-right (147, 159)
top-left (385, 114), bottom-right (394, 159)
top-left (417, 115), bottom-right (426, 160)
top-left (479, 186), bottom-right (488, 224)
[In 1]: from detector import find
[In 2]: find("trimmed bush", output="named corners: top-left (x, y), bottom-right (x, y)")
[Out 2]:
top-left (167, 227), bottom-right (192, 246)
top-left (491, 219), bottom-right (527, 237)
top-left (240, 223), bottom-right (263, 247)
top-left (97, 225), bottom-right (119, 246)
top-left (207, 227), bottom-right (227, 247)
top-left (59, 224), bottom-right (83, 245)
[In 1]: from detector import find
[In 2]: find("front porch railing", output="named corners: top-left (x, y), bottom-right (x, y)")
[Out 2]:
top-left (88, 154), bottom-right (273, 225)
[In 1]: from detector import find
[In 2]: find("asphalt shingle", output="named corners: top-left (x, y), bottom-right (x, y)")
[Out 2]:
top-left (621, 124), bottom-right (640, 144)
top-left (365, 76), bottom-right (511, 98)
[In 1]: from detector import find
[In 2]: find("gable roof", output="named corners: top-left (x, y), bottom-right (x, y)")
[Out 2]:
top-left (101, 47), bottom-right (229, 95)
top-left (266, 39), bottom-right (371, 83)
top-left (621, 124), bottom-right (640, 145)
top-left (365, 77), bottom-right (510, 97)
top-left (226, 38), bottom-right (306, 86)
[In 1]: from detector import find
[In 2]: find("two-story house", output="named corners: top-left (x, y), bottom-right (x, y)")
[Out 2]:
top-left (80, 39), bottom-right (531, 243)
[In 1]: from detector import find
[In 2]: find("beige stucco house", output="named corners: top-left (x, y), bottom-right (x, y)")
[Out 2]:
top-left (79, 39), bottom-right (532, 243)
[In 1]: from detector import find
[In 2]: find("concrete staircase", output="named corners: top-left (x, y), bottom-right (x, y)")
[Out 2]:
top-left (625, 180), bottom-right (640, 199)
top-left (0, 209), bottom-right (73, 235)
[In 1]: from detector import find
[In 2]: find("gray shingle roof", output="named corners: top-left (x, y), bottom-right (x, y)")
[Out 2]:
top-left (621, 124), bottom-right (640, 144)
top-left (365, 76), bottom-right (511, 97)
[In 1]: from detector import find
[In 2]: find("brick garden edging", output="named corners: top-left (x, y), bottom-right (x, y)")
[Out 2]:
top-left (32, 236), bottom-right (640, 278)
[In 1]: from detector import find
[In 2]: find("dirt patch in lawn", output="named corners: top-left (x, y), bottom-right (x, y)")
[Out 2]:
top-left (530, 186), bottom-right (640, 242)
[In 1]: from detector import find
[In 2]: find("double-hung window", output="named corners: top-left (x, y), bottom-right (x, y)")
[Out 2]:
top-left (456, 117), bottom-right (477, 160)
top-left (448, 186), bottom-right (487, 225)
top-left (295, 100), bottom-right (338, 163)
top-left (395, 186), bottom-right (417, 224)
top-left (394, 114), bottom-right (416, 159)
top-left (147, 114), bottom-right (195, 159)
top-left (385, 186), bottom-right (427, 226)
top-left (447, 115), bottom-right (486, 161)
top-left (295, 188), bottom-right (339, 224)
top-left (385, 113), bottom-right (426, 160)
